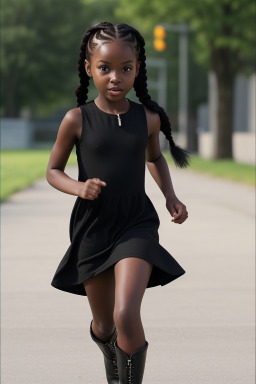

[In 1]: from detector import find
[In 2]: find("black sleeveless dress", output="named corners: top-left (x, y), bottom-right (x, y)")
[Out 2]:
top-left (51, 98), bottom-right (186, 296)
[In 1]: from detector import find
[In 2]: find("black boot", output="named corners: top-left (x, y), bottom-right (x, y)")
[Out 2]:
top-left (89, 319), bottom-right (119, 384)
top-left (114, 339), bottom-right (149, 384)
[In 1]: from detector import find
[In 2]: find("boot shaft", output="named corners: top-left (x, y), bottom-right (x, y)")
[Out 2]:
top-left (114, 340), bottom-right (149, 384)
top-left (89, 319), bottom-right (119, 383)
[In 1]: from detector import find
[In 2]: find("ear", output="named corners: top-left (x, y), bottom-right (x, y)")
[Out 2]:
top-left (135, 61), bottom-right (141, 77)
top-left (84, 59), bottom-right (92, 77)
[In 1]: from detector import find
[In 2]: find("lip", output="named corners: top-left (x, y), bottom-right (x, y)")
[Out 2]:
top-left (109, 88), bottom-right (123, 91)
top-left (108, 89), bottom-right (123, 95)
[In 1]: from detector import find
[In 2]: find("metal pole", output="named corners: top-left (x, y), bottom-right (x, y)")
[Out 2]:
top-left (146, 57), bottom-right (167, 110)
top-left (160, 23), bottom-right (191, 148)
top-left (178, 31), bottom-right (188, 146)
top-left (146, 58), bottom-right (168, 150)
top-left (158, 60), bottom-right (167, 110)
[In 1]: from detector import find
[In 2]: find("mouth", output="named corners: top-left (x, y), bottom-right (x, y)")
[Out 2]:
top-left (108, 88), bottom-right (123, 95)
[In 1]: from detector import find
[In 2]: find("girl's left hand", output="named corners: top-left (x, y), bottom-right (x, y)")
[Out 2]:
top-left (166, 195), bottom-right (188, 224)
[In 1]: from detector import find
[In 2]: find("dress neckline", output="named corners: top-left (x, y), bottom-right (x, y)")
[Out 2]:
top-left (91, 98), bottom-right (133, 117)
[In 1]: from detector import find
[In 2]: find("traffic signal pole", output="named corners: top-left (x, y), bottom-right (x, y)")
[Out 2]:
top-left (154, 23), bottom-right (191, 148)
top-left (146, 58), bottom-right (167, 110)
top-left (146, 57), bottom-right (168, 150)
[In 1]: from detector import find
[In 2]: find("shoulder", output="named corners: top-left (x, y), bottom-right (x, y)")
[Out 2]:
top-left (64, 107), bottom-right (82, 126)
top-left (142, 104), bottom-right (161, 138)
top-left (62, 107), bottom-right (82, 142)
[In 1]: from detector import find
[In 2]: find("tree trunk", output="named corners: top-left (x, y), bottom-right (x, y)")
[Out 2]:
top-left (210, 47), bottom-right (236, 159)
top-left (215, 72), bottom-right (234, 158)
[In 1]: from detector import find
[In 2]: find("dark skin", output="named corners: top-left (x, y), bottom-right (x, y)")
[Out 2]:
top-left (46, 39), bottom-right (188, 355)
top-left (46, 41), bottom-right (188, 223)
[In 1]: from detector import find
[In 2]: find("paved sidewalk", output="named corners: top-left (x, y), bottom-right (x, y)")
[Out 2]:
top-left (1, 164), bottom-right (255, 383)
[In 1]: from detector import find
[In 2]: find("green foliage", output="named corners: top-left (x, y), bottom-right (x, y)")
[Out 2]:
top-left (1, 0), bottom-right (254, 118)
top-left (114, 1), bottom-right (209, 119)
top-left (114, 0), bottom-right (255, 137)
top-left (1, 0), bottom-right (120, 117)
top-left (115, 0), bottom-right (255, 72)
top-left (1, 0), bottom-right (81, 115)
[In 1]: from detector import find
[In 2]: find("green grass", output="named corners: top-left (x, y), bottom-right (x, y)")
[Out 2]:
top-left (1, 149), bottom-right (255, 203)
top-left (1, 148), bottom-right (77, 202)
top-left (163, 151), bottom-right (255, 186)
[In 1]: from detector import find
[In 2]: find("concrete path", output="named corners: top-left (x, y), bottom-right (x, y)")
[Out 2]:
top-left (1, 164), bottom-right (255, 383)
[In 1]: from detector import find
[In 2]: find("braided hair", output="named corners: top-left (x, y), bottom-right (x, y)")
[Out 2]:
top-left (73, 22), bottom-right (191, 168)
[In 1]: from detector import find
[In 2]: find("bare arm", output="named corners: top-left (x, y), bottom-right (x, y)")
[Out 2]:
top-left (144, 106), bottom-right (188, 224)
top-left (45, 108), bottom-right (84, 197)
top-left (145, 110), bottom-right (176, 200)
top-left (146, 154), bottom-right (177, 200)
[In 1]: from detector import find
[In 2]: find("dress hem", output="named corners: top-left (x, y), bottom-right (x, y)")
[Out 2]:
top-left (51, 254), bottom-right (186, 297)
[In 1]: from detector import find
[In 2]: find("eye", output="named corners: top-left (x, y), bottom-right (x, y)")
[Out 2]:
top-left (98, 65), bottom-right (109, 71)
top-left (123, 66), bottom-right (132, 72)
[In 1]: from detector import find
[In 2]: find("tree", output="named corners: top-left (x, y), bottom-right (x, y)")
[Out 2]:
top-left (1, 0), bottom-right (119, 117)
top-left (115, 0), bottom-right (255, 159)
top-left (1, 0), bottom-right (86, 117)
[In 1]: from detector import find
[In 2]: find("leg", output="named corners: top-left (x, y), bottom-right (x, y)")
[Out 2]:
top-left (113, 257), bottom-right (153, 356)
top-left (84, 267), bottom-right (119, 383)
top-left (83, 267), bottom-right (115, 342)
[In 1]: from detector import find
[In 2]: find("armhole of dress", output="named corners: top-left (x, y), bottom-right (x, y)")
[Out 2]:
top-left (140, 104), bottom-right (149, 141)
top-left (75, 106), bottom-right (86, 183)
top-left (76, 105), bottom-right (85, 146)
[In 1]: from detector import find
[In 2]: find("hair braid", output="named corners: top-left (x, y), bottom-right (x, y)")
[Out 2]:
top-left (73, 22), bottom-right (115, 106)
top-left (131, 29), bottom-right (190, 168)
top-left (73, 35), bottom-right (91, 106)
top-left (73, 22), bottom-right (191, 168)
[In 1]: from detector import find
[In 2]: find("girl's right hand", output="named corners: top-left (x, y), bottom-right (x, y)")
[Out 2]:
top-left (78, 178), bottom-right (107, 200)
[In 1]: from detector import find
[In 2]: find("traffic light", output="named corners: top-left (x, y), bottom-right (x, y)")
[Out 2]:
top-left (153, 25), bottom-right (166, 51)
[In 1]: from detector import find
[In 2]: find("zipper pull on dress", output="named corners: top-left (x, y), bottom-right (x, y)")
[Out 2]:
top-left (117, 114), bottom-right (121, 126)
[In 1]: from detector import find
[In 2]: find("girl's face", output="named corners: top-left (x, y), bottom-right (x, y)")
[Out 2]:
top-left (85, 40), bottom-right (140, 102)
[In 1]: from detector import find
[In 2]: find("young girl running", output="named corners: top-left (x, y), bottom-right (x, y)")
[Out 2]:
top-left (46, 21), bottom-right (190, 384)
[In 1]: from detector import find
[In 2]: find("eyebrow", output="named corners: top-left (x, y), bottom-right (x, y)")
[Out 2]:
top-left (97, 60), bottom-right (134, 64)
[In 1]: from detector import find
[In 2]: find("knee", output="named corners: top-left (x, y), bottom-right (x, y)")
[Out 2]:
top-left (113, 306), bottom-right (140, 335)
top-left (92, 318), bottom-right (115, 338)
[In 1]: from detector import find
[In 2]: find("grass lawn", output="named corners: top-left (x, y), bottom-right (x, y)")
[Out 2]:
top-left (1, 149), bottom-right (255, 203)
top-left (163, 151), bottom-right (255, 186)
top-left (1, 148), bottom-right (77, 202)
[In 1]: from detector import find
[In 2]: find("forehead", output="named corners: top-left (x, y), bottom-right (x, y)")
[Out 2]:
top-left (91, 40), bottom-right (137, 63)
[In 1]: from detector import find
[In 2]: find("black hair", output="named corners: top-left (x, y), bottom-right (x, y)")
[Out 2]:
top-left (73, 22), bottom-right (191, 168)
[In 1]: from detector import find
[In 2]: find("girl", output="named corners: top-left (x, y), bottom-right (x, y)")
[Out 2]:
top-left (46, 21), bottom-right (190, 384)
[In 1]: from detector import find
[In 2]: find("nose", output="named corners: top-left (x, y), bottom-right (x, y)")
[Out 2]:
top-left (110, 71), bottom-right (121, 84)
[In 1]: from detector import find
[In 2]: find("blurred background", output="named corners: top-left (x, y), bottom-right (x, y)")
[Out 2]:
top-left (1, 0), bottom-right (255, 201)
top-left (1, 2), bottom-right (255, 383)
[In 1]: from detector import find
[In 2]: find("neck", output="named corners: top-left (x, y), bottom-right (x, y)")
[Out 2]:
top-left (94, 96), bottom-right (129, 114)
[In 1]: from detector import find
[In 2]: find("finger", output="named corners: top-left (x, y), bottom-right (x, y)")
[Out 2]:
top-left (171, 211), bottom-right (179, 221)
top-left (173, 207), bottom-right (184, 219)
top-left (174, 205), bottom-right (185, 219)
top-left (177, 205), bottom-right (183, 215)
top-left (174, 211), bottom-right (188, 223)
top-left (89, 185), bottom-right (100, 194)
top-left (173, 217), bottom-right (183, 224)
top-left (170, 211), bottom-right (176, 219)
top-left (174, 217), bottom-right (184, 224)
top-left (93, 178), bottom-right (107, 186)
top-left (86, 195), bottom-right (95, 200)
top-left (173, 216), bottom-right (182, 223)
top-left (174, 210), bottom-right (186, 220)
top-left (91, 182), bottom-right (106, 193)
top-left (173, 211), bottom-right (181, 220)
top-left (88, 187), bottom-right (99, 198)
top-left (90, 180), bottom-right (106, 194)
